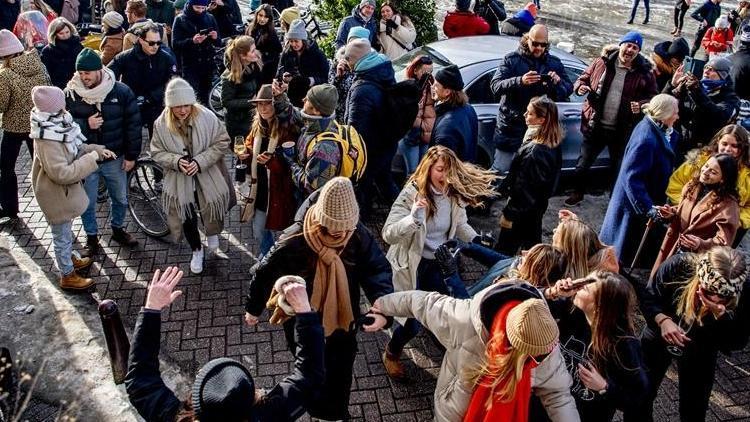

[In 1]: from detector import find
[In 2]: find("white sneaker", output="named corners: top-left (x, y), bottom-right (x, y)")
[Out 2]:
top-left (190, 248), bottom-right (204, 274)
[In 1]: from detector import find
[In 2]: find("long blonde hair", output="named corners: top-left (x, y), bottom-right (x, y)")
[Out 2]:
top-left (505, 244), bottom-right (567, 288)
top-left (165, 106), bottom-right (199, 138)
top-left (552, 218), bottom-right (605, 279)
top-left (224, 36), bottom-right (260, 84)
top-left (407, 146), bottom-right (497, 219)
top-left (674, 247), bottom-right (746, 326)
top-left (466, 345), bottom-right (528, 404)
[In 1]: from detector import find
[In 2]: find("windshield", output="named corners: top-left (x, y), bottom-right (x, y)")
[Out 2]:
top-left (392, 46), bottom-right (454, 81)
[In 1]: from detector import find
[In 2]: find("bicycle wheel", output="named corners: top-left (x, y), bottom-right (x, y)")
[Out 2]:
top-left (209, 80), bottom-right (225, 121)
top-left (128, 159), bottom-right (170, 238)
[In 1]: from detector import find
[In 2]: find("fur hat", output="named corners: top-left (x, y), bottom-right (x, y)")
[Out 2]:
top-left (164, 77), bottom-right (197, 107)
top-left (619, 31), bottom-right (643, 50)
top-left (506, 299), bottom-right (559, 356)
top-left (102, 11), bottom-right (124, 31)
top-left (285, 18), bottom-right (308, 41)
top-left (435, 64), bottom-right (464, 91)
top-left (305, 84), bottom-right (338, 116)
top-left (0, 29), bottom-right (23, 58)
top-left (311, 177), bottom-right (359, 232)
top-left (191, 358), bottom-right (255, 421)
top-left (32, 86), bottom-right (66, 114)
top-left (76, 48), bottom-right (103, 71)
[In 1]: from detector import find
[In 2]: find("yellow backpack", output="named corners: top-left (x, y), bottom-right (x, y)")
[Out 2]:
top-left (305, 122), bottom-right (368, 183)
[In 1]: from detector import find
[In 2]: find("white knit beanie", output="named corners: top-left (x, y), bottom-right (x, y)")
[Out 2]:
top-left (285, 18), bottom-right (308, 41)
top-left (102, 11), bottom-right (124, 31)
top-left (312, 177), bottom-right (359, 232)
top-left (164, 78), bottom-right (197, 107)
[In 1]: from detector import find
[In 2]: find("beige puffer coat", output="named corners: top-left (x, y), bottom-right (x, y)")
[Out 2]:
top-left (376, 281), bottom-right (580, 422)
top-left (0, 51), bottom-right (50, 133)
top-left (377, 14), bottom-right (416, 60)
top-left (382, 182), bottom-right (477, 292)
top-left (31, 138), bottom-right (103, 225)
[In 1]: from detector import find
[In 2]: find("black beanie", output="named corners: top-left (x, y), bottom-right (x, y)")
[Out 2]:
top-left (667, 37), bottom-right (690, 62)
top-left (456, 0), bottom-right (471, 11)
top-left (435, 65), bottom-right (464, 91)
top-left (192, 358), bottom-right (255, 421)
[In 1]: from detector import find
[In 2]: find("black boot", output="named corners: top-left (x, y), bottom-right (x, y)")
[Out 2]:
top-left (111, 227), bottom-right (138, 247)
top-left (81, 235), bottom-right (100, 258)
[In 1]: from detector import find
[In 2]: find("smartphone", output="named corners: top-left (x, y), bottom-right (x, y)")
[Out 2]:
top-left (561, 277), bottom-right (597, 292)
top-left (684, 56), bottom-right (706, 78)
top-left (539, 74), bottom-right (552, 83)
top-left (199, 28), bottom-right (210, 36)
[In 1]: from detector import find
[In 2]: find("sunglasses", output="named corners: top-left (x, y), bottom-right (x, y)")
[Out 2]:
top-left (417, 56), bottom-right (433, 65)
top-left (143, 40), bottom-right (163, 47)
top-left (531, 41), bottom-right (549, 48)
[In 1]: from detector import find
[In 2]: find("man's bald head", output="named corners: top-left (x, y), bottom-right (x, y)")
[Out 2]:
top-left (527, 24), bottom-right (549, 58)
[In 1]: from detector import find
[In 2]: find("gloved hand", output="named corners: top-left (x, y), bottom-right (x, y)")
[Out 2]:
top-left (435, 243), bottom-right (459, 278)
top-left (646, 207), bottom-right (665, 224)
top-left (385, 19), bottom-right (398, 29)
top-left (281, 144), bottom-right (296, 164)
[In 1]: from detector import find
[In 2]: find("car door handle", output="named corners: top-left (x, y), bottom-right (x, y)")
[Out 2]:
top-left (562, 110), bottom-right (580, 118)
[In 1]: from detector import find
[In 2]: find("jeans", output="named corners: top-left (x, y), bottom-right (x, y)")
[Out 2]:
top-left (674, 1), bottom-right (689, 30)
top-left (388, 258), bottom-right (468, 355)
top-left (629, 0), bottom-right (650, 22)
top-left (0, 131), bottom-right (33, 215)
top-left (467, 256), bottom-right (518, 296)
top-left (572, 126), bottom-right (625, 194)
top-left (490, 148), bottom-right (515, 174)
top-left (251, 210), bottom-right (276, 257)
top-left (51, 220), bottom-right (75, 276)
top-left (397, 139), bottom-right (428, 177)
top-left (82, 156), bottom-right (129, 236)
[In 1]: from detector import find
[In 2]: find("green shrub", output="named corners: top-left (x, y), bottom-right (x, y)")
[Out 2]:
top-left (312, 0), bottom-right (438, 58)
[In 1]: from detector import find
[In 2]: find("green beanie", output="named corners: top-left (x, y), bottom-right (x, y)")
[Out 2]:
top-left (76, 48), bottom-right (103, 71)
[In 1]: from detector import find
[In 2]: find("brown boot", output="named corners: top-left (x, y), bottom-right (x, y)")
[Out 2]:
top-left (81, 235), bottom-right (100, 258)
top-left (60, 271), bottom-right (94, 291)
top-left (72, 255), bottom-right (92, 270)
top-left (112, 227), bottom-right (138, 247)
top-left (382, 348), bottom-right (407, 381)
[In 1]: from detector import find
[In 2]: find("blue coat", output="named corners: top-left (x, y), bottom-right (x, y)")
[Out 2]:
top-left (431, 101), bottom-right (478, 162)
top-left (346, 58), bottom-right (396, 159)
top-left (600, 117), bottom-right (678, 265)
top-left (335, 6), bottom-right (379, 50)
top-left (490, 42), bottom-right (573, 152)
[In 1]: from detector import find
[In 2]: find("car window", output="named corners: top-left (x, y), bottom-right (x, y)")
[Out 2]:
top-left (565, 66), bottom-right (586, 103)
top-left (466, 71), bottom-right (496, 105)
top-left (392, 46), bottom-right (453, 81)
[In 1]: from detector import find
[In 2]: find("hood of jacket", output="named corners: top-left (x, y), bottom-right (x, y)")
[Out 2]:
top-left (354, 50), bottom-right (388, 72)
top-left (469, 280), bottom-right (544, 340)
top-left (6, 50), bottom-right (46, 77)
top-left (350, 5), bottom-right (372, 24)
top-left (354, 58), bottom-right (396, 84)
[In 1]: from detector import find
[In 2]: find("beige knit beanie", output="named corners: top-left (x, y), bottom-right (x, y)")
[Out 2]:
top-left (165, 77), bottom-right (197, 107)
top-left (506, 299), bottom-right (559, 357)
top-left (312, 177), bottom-right (359, 232)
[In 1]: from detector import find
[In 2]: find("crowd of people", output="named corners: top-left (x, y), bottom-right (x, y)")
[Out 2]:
top-left (1, 0), bottom-right (750, 421)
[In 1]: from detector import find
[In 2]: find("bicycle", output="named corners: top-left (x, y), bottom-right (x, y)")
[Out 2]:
top-left (127, 157), bottom-right (170, 238)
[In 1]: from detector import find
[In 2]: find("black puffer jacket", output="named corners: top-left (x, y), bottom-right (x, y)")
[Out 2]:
top-left (499, 140), bottom-right (561, 222)
top-left (276, 41), bottom-right (330, 95)
top-left (40, 37), bottom-right (83, 89)
top-left (245, 190), bottom-right (394, 322)
top-left (250, 25), bottom-right (282, 85)
top-left (65, 81), bottom-right (143, 161)
top-left (220, 64), bottom-right (262, 138)
top-left (125, 309), bottom-right (325, 422)
top-left (208, 0), bottom-right (242, 38)
top-left (730, 44), bottom-right (750, 100)
top-left (490, 36), bottom-right (573, 152)
top-left (109, 44), bottom-right (177, 108)
top-left (171, 9), bottom-right (221, 71)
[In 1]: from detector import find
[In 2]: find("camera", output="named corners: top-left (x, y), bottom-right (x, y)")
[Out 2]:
top-left (199, 28), bottom-right (211, 36)
top-left (539, 74), bottom-right (552, 84)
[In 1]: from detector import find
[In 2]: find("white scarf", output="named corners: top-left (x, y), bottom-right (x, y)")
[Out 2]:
top-left (29, 108), bottom-right (86, 157)
top-left (244, 125), bottom-right (279, 221)
top-left (65, 67), bottom-right (117, 107)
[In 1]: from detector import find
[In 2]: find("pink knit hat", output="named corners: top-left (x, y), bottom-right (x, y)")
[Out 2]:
top-left (0, 29), bottom-right (23, 58)
top-left (32, 86), bottom-right (66, 114)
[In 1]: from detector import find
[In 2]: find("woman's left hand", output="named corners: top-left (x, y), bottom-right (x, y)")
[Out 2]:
top-left (578, 363), bottom-right (607, 392)
top-left (679, 234), bottom-right (701, 250)
top-left (256, 152), bottom-right (271, 165)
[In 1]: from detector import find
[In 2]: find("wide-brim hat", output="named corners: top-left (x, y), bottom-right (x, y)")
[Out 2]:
top-left (250, 84), bottom-right (273, 102)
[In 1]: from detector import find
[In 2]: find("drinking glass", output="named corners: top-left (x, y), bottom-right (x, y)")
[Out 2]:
top-left (234, 136), bottom-right (247, 170)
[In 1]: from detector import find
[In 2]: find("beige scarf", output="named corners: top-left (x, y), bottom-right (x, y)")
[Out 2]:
top-left (65, 67), bottom-right (116, 106)
top-left (302, 208), bottom-right (355, 337)
top-left (154, 105), bottom-right (232, 223)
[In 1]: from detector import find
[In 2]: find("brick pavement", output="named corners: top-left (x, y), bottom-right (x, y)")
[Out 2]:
top-left (4, 148), bottom-right (750, 421)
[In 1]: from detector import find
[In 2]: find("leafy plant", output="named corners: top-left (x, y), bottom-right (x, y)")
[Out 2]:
top-left (311, 0), bottom-right (438, 57)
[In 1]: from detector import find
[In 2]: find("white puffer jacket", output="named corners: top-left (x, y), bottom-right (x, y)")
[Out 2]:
top-left (376, 281), bottom-right (580, 422)
top-left (378, 14), bottom-right (417, 60)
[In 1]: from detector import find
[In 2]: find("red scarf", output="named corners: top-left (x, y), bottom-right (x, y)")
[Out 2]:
top-left (463, 300), bottom-right (538, 422)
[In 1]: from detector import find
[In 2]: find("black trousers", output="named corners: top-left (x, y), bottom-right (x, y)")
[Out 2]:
top-left (495, 213), bottom-right (543, 256)
top-left (0, 132), bottom-right (33, 216)
top-left (674, 2), bottom-right (689, 30)
top-left (183, 203), bottom-right (202, 251)
top-left (691, 26), bottom-right (710, 57)
top-left (623, 326), bottom-right (718, 422)
top-left (283, 321), bottom-right (358, 420)
top-left (182, 66), bottom-right (214, 106)
top-left (572, 126), bottom-right (626, 194)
